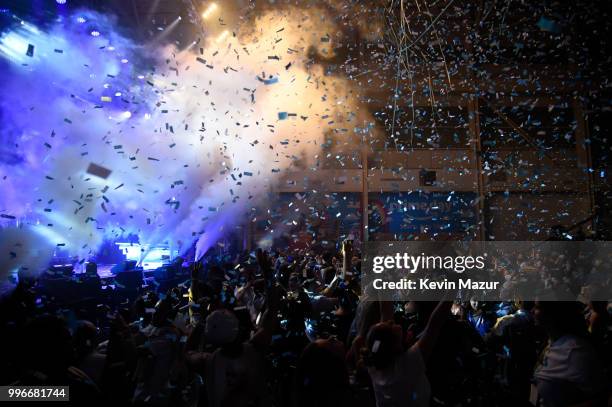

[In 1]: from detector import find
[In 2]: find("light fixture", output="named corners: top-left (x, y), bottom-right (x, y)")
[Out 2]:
top-left (215, 30), bottom-right (229, 43)
top-left (201, 3), bottom-right (218, 19)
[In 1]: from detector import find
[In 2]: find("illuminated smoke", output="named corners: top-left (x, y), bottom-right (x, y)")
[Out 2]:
top-left (0, 7), bottom-right (366, 277)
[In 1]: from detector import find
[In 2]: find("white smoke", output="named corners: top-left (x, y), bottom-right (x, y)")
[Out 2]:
top-left (0, 7), bottom-right (367, 277)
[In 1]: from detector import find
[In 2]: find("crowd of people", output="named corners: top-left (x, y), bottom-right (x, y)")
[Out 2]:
top-left (1, 240), bottom-right (610, 407)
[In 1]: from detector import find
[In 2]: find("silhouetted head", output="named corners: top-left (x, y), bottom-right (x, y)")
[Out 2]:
top-left (533, 301), bottom-right (587, 339)
top-left (21, 315), bottom-right (74, 375)
top-left (363, 321), bottom-right (403, 370)
top-left (297, 338), bottom-right (348, 407)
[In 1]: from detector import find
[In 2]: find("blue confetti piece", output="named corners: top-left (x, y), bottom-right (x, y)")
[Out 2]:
top-left (537, 16), bottom-right (561, 33)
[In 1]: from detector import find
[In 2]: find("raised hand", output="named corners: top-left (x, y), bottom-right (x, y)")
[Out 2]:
top-left (342, 239), bottom-right (353, 281)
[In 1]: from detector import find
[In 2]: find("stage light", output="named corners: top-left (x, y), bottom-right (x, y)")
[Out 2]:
top-left (215, 30), bottom-right (229, 43)
top-left (151, 16), bottom-right (181, 42)
top-left (90, 30), bottom-right (100, 37)
top-left (121, 111), bottom-right (132, 119)
top-left (178, 40), bottom-right (197, 56)
top-left (0, 31), bottom-right (32, 64)
top-left (56, 0), bottom-right (67, 4)
top-left (201, 3), bottom-right (218, 19)
top-left (76, 16), bottom-right (86, 23)
top-left (115, 242), bottom-right (177, 270)
top-left (0, 32), bottom-right (28, 55)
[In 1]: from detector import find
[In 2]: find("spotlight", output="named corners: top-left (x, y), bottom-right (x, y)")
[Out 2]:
top-left (76, 16), bottom-right (86, 23)
top-left (201, 3), bottom-right (218, 19)
top-left (90, 30), bottom-right (100, 37)
top-left (56, 0), bottom-right (67, 4)
top-left (0, 30), bottom-right (37, 64)
top-left (151, 16), bottom-right (182, 42)
top-left (215, 30), bottom-right (229, 43)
